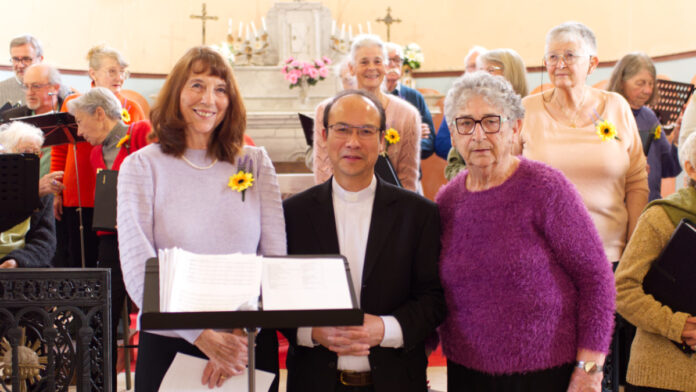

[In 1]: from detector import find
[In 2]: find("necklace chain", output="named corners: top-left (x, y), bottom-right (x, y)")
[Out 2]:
top-left (550, 87), bottom-right (587, 128)
top-left (181, 155), bottom-right (218, 170)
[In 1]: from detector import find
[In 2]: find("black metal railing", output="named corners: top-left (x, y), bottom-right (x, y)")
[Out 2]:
top-left (0, 268), bottom-right (111, 392)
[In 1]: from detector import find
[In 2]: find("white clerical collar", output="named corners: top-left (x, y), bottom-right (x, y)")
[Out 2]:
top-left (332, 176), bottom-right (377, 203)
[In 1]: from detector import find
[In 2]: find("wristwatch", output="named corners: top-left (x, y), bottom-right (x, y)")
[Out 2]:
top-left (576, 360), bottom-right (603, 374)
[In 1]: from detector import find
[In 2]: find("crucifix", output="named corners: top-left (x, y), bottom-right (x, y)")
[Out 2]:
top-left (376, 7), bottom-right (401, 42)
top-left (190, 3), bottom-right (218, 45)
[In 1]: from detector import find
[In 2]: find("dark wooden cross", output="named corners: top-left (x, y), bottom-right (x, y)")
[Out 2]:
top-left (190, 3), bottom-right (218, 45)
top-left (375, 7), bottom-right (401, 42)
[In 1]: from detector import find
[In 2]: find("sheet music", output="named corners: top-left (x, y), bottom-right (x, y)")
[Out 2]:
top-left (261, 257), bottom-right (353, 310)
top-left (159, 248), bottom-right (262, 312)
top-left (159, 353), bottom-right (275, 392)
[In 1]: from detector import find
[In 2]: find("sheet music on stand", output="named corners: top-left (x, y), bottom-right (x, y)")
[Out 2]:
top-left (0, 154), bottom-right (40, 232)
top-left (648, 79), bottom-right (695, 125)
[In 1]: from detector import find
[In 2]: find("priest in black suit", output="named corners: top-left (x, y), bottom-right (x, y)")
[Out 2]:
top-left (282, 89), bottom-right (445, 392)
top-left (384, 42), bottom-right (435, 159)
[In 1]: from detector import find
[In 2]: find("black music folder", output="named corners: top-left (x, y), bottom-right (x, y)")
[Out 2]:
top-left (0, 154), bottom-right (40, 232)
top-left (648, 80), bottom-right (695, 125)
top-left (643, 218), bottom-right (696, 353)
top-left (92, 170), bottom-right (118, 231)
top-left (376, 155), bottom-right (402, 187)
top-left (11, 112), bottom-right (85, 147)
top-left (298, 113), bottom-right (314, 147)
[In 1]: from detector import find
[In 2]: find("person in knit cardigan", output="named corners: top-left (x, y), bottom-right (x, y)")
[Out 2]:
top-left (615, 132), bottom-right (696, 392)
top-left (312, 34), bottom-right (421, 192)
top-left (436, 72), bottom-right (616, 392)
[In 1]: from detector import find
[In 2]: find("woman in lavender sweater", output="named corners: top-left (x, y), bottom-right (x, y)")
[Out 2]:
top-left (436, 72), bottom-right (615, 391)
top-left (117, 47), bottom-right (286, 391)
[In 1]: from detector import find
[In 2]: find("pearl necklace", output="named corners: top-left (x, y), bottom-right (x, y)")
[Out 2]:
top-left (181, 155), bottom-right (218, 170)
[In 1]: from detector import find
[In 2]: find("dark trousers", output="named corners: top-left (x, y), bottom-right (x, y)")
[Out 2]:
top-left (98, 235), bottom-right (126, 392)
top-left (59, 207), bottom-right (99, 268)
top-left (447, 360), bottom-right (574, 392)
top-left (52, 217), bottom-right (69, 267)
top-left (335, 382), bottom-right (375, 392)
top-left (135, 329), bottom-right (279, 392)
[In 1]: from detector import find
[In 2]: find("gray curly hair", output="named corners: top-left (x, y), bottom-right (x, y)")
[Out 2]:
top-left (444, 71), bottom-right (525, 127)
top-left (66, 87), bottom-right (123, 120)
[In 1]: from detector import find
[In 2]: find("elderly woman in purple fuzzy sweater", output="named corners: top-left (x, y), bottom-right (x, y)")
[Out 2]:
top-left (435, 72), bottom-right (616, 392)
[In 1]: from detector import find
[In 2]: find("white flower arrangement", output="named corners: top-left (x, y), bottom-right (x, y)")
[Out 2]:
top-left (403, 43), bottom-right (424, 70)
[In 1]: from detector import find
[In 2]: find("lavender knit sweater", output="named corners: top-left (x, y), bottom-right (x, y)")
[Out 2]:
top-left (436, 158), bottom-right (615, 374)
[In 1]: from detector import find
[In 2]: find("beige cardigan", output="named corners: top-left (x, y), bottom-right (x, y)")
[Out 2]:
top-left (615, 206), bottom-right (696, 391)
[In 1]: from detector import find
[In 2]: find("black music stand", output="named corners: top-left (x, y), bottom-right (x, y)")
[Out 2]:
top-left (0, 154), bottom-right (40, 232)
top-left (141, 256), bottom-right (363, 392)
top-left (12, 112), bottom-right (90, 268)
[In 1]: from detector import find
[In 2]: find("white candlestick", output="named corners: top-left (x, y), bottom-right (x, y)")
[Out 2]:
top-left (228, 19), bottom-right (232, 34)
top-left (245, 25), bottom-right (250, 41)
top-left (331, 20), bottom-right (336, 35)
top-left (251, 21), bottom-right (258, 37)
top-left (358, 24), bottom-right (363, 34)
top-left (367, 21), bottom-right (372, 34)
top-left (262, 17), bottom-right (267, 31)
top-left (238, 22), bottom-right (243, 38)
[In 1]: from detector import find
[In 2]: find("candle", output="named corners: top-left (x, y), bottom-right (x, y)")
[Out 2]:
top-left (246, 25), bottom-right (250, 41)
top-left (238, 22), bottom-right (243, 38)
top-left (331, 20), bottom-right (336, 35)
top-left (367, 21), bottom-right (372, 34)
top-left (251, 21), bottom-right (258, 37)
top-left (341, 23), bottom-right (345, 39)
top-left (228, 19), bottom-right (232, 34)
top-left (358, 24), bottom-right (363, 34)
top-left (262, 17), bottom-right (267, 31)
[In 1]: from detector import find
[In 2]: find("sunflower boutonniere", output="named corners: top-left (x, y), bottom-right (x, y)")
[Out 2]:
top-left (592, 110), bottom-right (621, 142)
top-left (381, 128), bottom-right (400, 157)
top-left (120, 109), bottom-right (131, 124)
top-left (116, 134), bottom-right (131, 149)
top-left (228, 155), bottom-right (254, 201)
top-left (653, 124), bottom-right (662, 140)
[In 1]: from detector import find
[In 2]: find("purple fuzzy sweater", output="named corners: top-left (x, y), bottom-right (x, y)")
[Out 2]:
top-left (435, 158), bottom-right (616, 374)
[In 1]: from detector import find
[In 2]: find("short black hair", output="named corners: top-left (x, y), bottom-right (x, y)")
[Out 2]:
top-left (322, 89), bottom-right (386, 133)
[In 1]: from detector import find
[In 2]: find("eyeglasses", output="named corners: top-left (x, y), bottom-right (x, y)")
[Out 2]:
top-left (453, 115), bottom-right (508, 135)
top-left (388, 56), bottom-right (402, 66)
top-left (10, 56), bottom-right (35, 65)
top-left (483, 65), bottom-right (503, 74)
top-left (543, 52), bottom-right (589, 66)
top-left (328, 123), bottom-right (380, 139)
top-left (21, 83), bottom-right (51, 91)
top-left (101, 67), bottom-right (130, 79)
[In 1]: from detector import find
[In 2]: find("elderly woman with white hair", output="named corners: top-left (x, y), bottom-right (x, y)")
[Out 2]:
top-left (0, 121), bottom-right (56, 268)
top-left (312, 34), bottom-right (421, 192)
top-left (67, 86), bottom-right (151, 392)
top-left (436, 72), bottom-right (615, 391)
top-left (614, 132), bottom-right (696, 392)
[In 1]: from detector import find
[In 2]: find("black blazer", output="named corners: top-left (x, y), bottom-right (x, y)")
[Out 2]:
top-left (282, 177), bottom-right (445, 392)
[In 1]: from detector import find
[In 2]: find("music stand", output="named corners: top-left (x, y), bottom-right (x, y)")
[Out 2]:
top-left (0, 154), bottom-right (40, 232)
top-left (140, 256), bottom-right (363, 392)
top-left (12, 112), bottom-right (89, 268)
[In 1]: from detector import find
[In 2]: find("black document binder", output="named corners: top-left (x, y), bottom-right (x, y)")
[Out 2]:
top-left (0, 154), bottom-right (40, 232)
top-left (643, 218), bottom-right (696, 353)
top-left (92, 170), bottom-right (118, 231)
top-left (140, 255), bottom-right (363, 330)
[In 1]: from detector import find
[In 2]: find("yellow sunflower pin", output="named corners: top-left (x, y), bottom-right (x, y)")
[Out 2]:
top-left (121, 109), bottom-right (131, 123)
top-left (116, 134), bottom-right (131, 148)
top-left (595, 120), bottom-right (620, 142)
top-left (654, 125), bottom-right (661, 140)
top-left (228, 170), bottom-right (254, 201)
top-left (385, 128), bottom-right (400, 144)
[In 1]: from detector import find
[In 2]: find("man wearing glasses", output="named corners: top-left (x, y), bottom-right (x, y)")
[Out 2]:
top-left (282, 89), bottom-right (445, 392)
top-left (383, 42), bottom-right (435, 160)
top-left (0, 35), bottom-right (71, 107)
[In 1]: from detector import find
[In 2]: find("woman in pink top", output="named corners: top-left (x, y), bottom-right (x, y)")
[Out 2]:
top-left (521, 22), bottom-right (648, 263)
top-left (521, 21), bottom-right (649, 392)
top-left (312, 34), bottom-right (421, 192)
